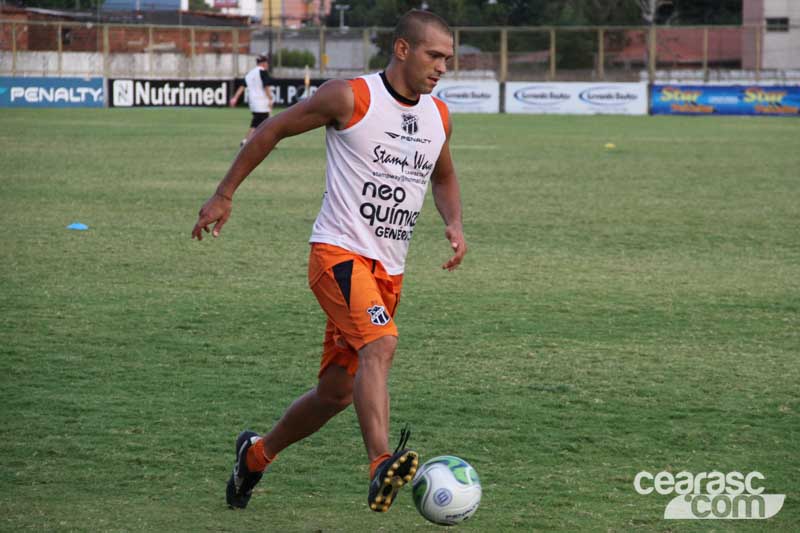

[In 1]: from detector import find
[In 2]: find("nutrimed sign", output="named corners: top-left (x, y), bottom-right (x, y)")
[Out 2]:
top-left (506, 82), bottom-right (648, 115)
top-left (433, 80), bottom-right (500, 113)
top-left (109, 79), bottom-right (228, 107)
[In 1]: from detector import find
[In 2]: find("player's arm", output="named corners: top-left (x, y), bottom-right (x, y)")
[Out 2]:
top-left (431, 116), bottom-right (467, 271)
top-left (266, 85), bottom-right (274, 109)
top-left (192, 79), bottom-right (354, 240)
top-left (264, 82), bottom-right (274, 109)
top-left (229, 85), bottom-right (244, 107)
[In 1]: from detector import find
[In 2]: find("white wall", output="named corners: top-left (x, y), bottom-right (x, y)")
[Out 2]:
top-left (231, 0), bottom-right (260, 18)
top-left (215, 0), bottom-right (261, 18)
top-left (763, 0), bottom-right (800, 69)
top-left (0, 51), bottom-right (250, 79)
top-left (250, 34), bottom-right (378, 70)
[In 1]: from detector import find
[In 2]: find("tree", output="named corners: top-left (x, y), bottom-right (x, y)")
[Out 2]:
top-left (637, 0), bottom-right (674, 25)
top-left (671, 0), bottom-right (741, 25)
top-left (637, 0), bottom-right (742, 25)
top-left (325, 0), bottom-right (649, 28)
top-left (16, 0), bottom-right (104, 9)
top-left (189, 0), bottom-right (219, 12)
top-left (328, 0), bottom-right (742, 27)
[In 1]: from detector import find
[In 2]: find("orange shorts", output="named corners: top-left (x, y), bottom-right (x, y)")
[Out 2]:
top-left (308, 243), bottom-right (403, 377)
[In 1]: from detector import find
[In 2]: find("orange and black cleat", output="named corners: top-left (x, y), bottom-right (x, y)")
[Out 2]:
top-left (368, 425), bottom-right (419, 513)
top-left (226, 430), bottom-right (263, 509)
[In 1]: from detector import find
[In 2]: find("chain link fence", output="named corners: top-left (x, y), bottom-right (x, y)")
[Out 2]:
top-left (2, 19), bottom-right (798, 82)
top-left (1, 19), bottom-right (251, 78)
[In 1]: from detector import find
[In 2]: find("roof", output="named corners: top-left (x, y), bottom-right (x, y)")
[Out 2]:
top-left (609, 28), bottom-right (743, 64)
top-left (0, 5), bottom-right (251, 27)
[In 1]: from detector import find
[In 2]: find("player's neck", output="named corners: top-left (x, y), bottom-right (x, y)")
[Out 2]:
top-left (382, 66), bottom-right (420, 105)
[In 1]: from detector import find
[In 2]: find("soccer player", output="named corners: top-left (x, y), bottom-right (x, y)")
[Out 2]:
top-left (229, 54), bottom-right (274, 147)
top-left (192, 9), bottom-right (466, 513)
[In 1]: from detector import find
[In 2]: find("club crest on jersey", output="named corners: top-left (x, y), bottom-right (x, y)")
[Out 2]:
top-left (401, 113), bottom-right (419, 135)
top-left (367, 305), bottom-right (391, 326)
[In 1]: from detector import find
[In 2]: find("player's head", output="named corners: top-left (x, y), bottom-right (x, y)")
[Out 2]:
top-left (391, 9), bottom-right (453, 95)
top-left (256, 54), bottom-right (269, 67)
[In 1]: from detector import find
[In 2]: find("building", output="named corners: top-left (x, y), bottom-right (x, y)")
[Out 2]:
top-left (743, 0), bottom-right (800, 69)
top-left (102, 0), bottom-right (189, 11)
top-left (277, 0), bottom-right (331, 27)
top-left (211, 0), bottom-right (331, 27)
top-left (0, 5), bottom-right (251, 56)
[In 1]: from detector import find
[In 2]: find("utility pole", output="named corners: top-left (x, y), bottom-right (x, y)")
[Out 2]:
top-left (638, 0), bottom-right (673, 83)
top-left (268, 0), bottom-right (273, 59)
top-left (334, 4), bottom-right (350, 31)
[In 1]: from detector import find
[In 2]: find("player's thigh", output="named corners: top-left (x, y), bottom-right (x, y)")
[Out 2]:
top-left (310, 258), bottom-right (398, 352)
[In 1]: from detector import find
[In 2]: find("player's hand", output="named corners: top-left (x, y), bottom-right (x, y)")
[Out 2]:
top-left (229, 98), bottom-right (237, 108)
top-left (442, 224), bottom-right (467, 271)
top-left (191, 193), bottom-right (232, 240)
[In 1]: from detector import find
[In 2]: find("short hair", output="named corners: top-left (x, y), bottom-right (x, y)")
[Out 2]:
top-left (256, 54), bottom-right (269, 64)
top-left (393, 9), bottom-right (451, 47)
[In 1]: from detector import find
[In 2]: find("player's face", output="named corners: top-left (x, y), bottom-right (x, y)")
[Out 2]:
top-left (406, 27), bottom-right (454, 95)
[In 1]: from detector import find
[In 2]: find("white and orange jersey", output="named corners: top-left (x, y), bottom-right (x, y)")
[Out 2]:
top-left (309, 72), bottom-right (450, 275)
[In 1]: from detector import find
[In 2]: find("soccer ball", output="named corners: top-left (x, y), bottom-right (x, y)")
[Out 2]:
top-left (412, 455), bottom-right (482, 526)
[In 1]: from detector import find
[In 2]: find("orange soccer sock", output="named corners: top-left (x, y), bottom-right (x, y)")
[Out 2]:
top-left (369, 453), bottom-right (392, 479)
top-left (246, 438), bottom-right (276, 473)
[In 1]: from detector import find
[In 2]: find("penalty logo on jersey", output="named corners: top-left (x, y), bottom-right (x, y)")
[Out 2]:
top-left (401, 113), bottom-right (419, 135)
top-left (367, 305), bottom-right (391, 326)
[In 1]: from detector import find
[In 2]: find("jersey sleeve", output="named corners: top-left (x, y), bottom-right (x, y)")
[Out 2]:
top-left (432, 96), bottom-right (450, 137)
top-left (344, 78), bottom-right (370, 129)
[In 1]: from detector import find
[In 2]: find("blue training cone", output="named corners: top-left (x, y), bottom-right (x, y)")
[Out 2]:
top-left (66, 222), bottom-right (89, 231)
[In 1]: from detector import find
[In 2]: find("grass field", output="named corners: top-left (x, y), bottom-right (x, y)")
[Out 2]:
top-left (1, 108), bottom-right (799, 532)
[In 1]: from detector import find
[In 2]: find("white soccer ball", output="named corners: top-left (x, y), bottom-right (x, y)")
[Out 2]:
top-left (412, 455), bottom-right (482, 526)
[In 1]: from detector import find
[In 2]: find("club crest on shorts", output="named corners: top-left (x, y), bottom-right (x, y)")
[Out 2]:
top-left (401, 113), bottom-right (419, 135)
top-left (366, 305), bottom-right (391, 326)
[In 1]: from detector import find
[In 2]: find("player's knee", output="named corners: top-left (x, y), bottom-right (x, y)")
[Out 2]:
top-left (359, 335), bottom-right (397, 366)
top-left (318, 385), bottom-right (353, 410)
top-left (317, 366), bottom-right (354, 410)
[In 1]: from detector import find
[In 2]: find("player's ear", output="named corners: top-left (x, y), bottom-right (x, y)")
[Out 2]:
top-left (394, 37), bottom-right (411, 61)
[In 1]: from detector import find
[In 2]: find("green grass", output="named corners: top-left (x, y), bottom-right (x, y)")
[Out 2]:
top-left (1, 108), bottom-right (798, 532)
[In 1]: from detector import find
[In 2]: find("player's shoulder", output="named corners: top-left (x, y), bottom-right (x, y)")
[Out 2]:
top-left (314, 79), bottom-right (357, 104)
top-left (303, 79), bottom-right (356, 127)
top-left (430, 95), bottom-right (451, 137)
top-left (431, 94), bottom-right (447, 107)
top-left (320, 78), bottom-right (355, 91)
